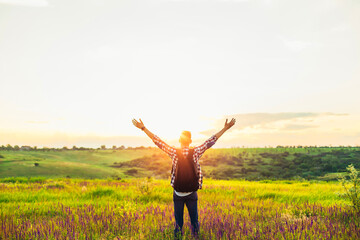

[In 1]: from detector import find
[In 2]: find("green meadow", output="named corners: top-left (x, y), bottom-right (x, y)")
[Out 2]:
top-left (1, 147), bottom-right (359, 180)
top-left (1, 178), bottom-right (359, 239)
top-left (0, 149), bottom-right (152, 179)
top-left (1, 148), bottom-right (360, 239)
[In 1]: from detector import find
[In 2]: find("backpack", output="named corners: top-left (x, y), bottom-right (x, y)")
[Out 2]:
top-left (172, 148), bottom-right (199, 192)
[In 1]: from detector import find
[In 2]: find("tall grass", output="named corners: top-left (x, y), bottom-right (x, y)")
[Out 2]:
top-left (1, 178), bottom-right (359, 239)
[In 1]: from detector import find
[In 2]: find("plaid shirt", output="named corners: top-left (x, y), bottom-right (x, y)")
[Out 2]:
top-left (152, 134), bottom-right (218, 190)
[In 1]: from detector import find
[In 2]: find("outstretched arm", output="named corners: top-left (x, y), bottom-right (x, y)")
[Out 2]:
top-left (215, 118), bottom-right (236, 139)
top-left (132, 118), bottom-right (176, 157)
top-left (132, 118), bottom-right (154, 140)
top-left (193, 118), bottom-right (236, 159)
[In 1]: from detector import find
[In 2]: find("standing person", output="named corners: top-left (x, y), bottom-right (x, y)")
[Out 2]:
top-left (132, 118), bottom-right (236, 239)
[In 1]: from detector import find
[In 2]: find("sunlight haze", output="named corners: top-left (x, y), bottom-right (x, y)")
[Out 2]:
top-left (0, 0), bottom-right (359, 148)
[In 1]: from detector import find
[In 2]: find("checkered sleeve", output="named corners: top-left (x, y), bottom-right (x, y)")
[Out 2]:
top-left (152, 135), bottom-right (177, 158)
top-left (193, 135), bottom-right (218, 161)
top-left (198, 163), bottom-right (203, 189)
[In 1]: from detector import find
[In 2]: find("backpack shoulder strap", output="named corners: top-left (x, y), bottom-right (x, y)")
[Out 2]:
top-left (187, 148), bottom-right (198, 178)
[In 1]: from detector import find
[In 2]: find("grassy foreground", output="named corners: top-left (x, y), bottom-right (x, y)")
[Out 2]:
top-left (0, 178), bottom-right (359, 239)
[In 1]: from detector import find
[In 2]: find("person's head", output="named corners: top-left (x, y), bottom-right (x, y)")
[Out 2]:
top-left (179, 131), bottom-right (192, 147)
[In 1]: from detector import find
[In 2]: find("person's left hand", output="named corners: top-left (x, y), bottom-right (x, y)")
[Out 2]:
top-left (224, 118), bottom-right (236, 130)
top-left (132, 118), bottom-right (145, 129)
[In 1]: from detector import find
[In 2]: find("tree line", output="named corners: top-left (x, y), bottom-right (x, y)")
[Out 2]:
top-left (0, 144), bottom-right (155, 151)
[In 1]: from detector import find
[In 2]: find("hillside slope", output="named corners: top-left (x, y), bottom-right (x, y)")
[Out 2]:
top-left (1, 147), bottom-right (359, 180)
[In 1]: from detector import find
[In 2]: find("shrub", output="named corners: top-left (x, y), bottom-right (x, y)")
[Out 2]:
top-left (0, 154), bottom-right (4, 158)
top-left (28, 177), bottom-right (47, 183)
top-left (0, 177), bottom-right (28, 183)
top-left (138, 178), bottom-right (152, 195)
top-left (0, 177), bottom-right (46, 183)
top-left (46, 182), bottom-right (65, 189)
top-left (257, 192), bottom-right (277, 199)
top-left (338, 164), bottom-right (360, 212)
top-left (110, 174), bottom-right (121, 180)
top-left (34, 163), bottom-right (39, 167)
top-left (126, 168), bottom-right (138, 175)
top-left (89, 188), bottom-right (114, 198)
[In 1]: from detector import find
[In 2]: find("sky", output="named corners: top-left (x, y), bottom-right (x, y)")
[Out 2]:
top-left (0, 0), bottom-right (359, 148)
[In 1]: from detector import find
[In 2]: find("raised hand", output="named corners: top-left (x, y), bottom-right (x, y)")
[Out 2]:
top-left (224, 118), bottom-right (236, 130)
top-left (132, 118), bottom-right (145, 129)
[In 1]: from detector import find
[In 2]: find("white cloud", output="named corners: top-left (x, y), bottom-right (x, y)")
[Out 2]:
top-left (277, 36), bottom-right (321, 52)
top-left (0, 0), bottom-right (48, 7)
top-left (330, 24), bottom-right (351, 33)
top-left (200, 112), bottom-right (348, 135)
top-left (282, 124), bottom-right (318, 131)
top-left (26, 120), bottom-right (50, 124)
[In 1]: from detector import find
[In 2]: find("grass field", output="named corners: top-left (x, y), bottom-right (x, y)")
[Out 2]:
top-left (0, 149), bottom-right (153, 179)
top-left (1, 148), bottom-right (359, 239)
top-left (1, 147), bottom-right (359, 180)
top-left (0, 178), bottom-right (359, 239)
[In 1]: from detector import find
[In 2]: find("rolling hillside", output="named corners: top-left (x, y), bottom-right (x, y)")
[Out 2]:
top-left (1, 147), bottom-right (359, 180)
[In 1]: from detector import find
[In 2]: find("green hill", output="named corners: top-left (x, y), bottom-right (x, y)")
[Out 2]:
top-left (0, 147), bottom-right (359, 180)
top-left (0, 149), bottom-right (152, 179)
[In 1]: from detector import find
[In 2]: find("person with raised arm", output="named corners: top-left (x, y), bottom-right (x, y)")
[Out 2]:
top-left (132, 118), bottom-right (236, 239)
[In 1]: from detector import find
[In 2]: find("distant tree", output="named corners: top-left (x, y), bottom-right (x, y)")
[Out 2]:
top-left (20, 146), bottom-right (32, 151)
top-left (72, 146), bottom-right (78, 150)
top-left (126, 168), bottom-right (138, 175)
top-left (112, 145), bottom-right (117, 150)
top-left (101, 145), bottom-right (106, 150)
top-left (14, 145), bottom-right (20, 151)
top-left (260, 169), bottom-right (272, 178)
top-left (6, 144), bottom-right (13, 151)
top-left (118, 145), bottom-right (125, 150)
top-left (256, 158), bottom-right (264, 164)
top-left (248, 159), bottom-right (257, 166)
top-left (62, 146), bottom-right (68, 150)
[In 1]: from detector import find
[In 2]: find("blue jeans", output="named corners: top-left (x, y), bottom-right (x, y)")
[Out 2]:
top-left (173, 191), bottom-right (199, 239)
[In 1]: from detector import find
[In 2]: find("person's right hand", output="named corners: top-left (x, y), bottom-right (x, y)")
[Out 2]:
top-left (132, 118), bottom-right (145, 129)
top-left (224, 118), bottom-right (236, 130)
